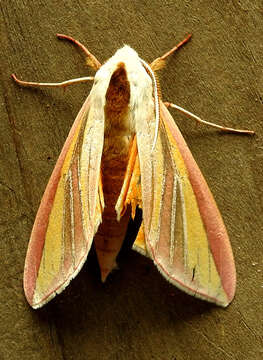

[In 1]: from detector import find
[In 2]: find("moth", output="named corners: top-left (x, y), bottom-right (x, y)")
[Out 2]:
top-left (12, 34), bottom-right (253, 309)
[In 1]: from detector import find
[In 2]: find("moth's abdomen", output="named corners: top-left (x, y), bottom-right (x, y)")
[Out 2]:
top-left (94, 61), bottom-right (133, 281)
top-left (94, 141), bottom-right (132, 282)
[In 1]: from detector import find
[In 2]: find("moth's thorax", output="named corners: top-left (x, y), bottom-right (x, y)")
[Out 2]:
top-left (93, 45), bottom-right (154, 134)
top-left (91, 45), bottom-right (155, 205)
top-left (103, 62), bottom-right (133, 160)
top-left (99, 45), bottom-right (154, 155)
top-left (105, 62), bottom-right (130, 124)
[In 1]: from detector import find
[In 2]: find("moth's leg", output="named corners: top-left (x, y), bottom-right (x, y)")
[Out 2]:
top-left (11, 74), bottom-right (94, 89)
top-left (57, 33), bottom-right (101, 70)
top-left (164, 102), bottom-right (254, 135)
top-left (151, 34), bottom-right (192, 70)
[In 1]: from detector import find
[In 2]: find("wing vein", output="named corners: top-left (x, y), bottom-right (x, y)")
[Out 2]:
top-left (169, 177), bottom-right (177, 265)
top-left (178, 178), bottom-right (188, 277)
top-left (69, 169), bottom-right (76, 269)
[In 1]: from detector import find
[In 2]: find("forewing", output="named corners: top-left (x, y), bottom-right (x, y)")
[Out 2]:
top-left (24, 95), bottom-right (104, 308)
top-left (136, 101), bottom-right (236, 307)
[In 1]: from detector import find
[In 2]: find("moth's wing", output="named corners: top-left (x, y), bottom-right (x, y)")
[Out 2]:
top-left (24, 95), bottom-right (105, 308)
top-left (136, 101), bottom-right (236, 307)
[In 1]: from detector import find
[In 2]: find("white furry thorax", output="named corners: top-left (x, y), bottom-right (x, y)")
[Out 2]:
top-left (91, 45), bottom-right (155, 135)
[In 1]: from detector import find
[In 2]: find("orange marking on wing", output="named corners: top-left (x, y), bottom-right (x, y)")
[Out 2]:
top-left (115, 136), bottom-right (138, 216)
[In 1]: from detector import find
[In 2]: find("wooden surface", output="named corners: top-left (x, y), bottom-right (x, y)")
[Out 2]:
top-left (1, 1), bottom-right (262, 359)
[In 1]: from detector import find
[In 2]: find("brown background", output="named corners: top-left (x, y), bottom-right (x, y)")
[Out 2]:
top-left (1, 1), bottom-right (262, 359)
